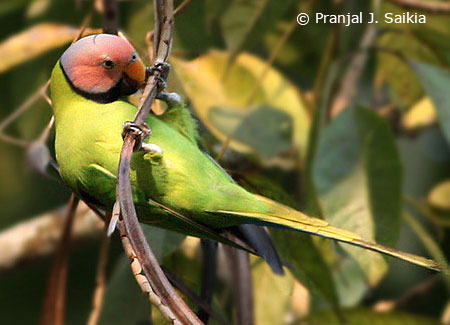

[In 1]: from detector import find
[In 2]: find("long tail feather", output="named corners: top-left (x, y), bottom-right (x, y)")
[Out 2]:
top-left (217, 195), bottom-right (446, 273)
top-left (234, 224), bottom-right (284, 275)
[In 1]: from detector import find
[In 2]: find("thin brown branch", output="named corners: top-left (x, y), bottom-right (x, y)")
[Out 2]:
top-left (373, 274), bottom-right (441, 311)
top-left (0, 80), bottom-right (50, 147)
top-left (214, 13), bottom-right (300, 164)
top-left (40, 194), bottom-right (79, 325)
top-left (145, 0), bottom-right (194, 61)
top-left (224, 0), bottom-right (268, 75)
top-left (87, 231), bottom-right (111, 325)
top-left (161, 265), bottom-right (231, 325)
top-left (117, 220), bottom-right (181, 324)
top-left (312, 12), bottom-right (340, 111)
top-left (0, 202), bottom-right (103, 275)
top-left (197, 240), bottom-right (218, 324)
top-left (442, 300), bottom-right (450, 325)
top-left (116, 0), bottom-right (202, 323)
top-left (73, 10), bottom-right (95, 43)
top-left (245, 16), bottom-right (298, 106)
top-left (330, 24), bottom-right (377, 118)
top-left (173, 0), bottom-right (194, 15)
top-left (215, 137), bottom-right (231, 163)
top-left (224, 247), bottom-right (254, 325)
top-left (38, 116), bottom-right (55, 144)
top-left (0, 9), bottom-right (91, 149)
top-left (386, 0), bottom-right (450, 13)
top-left (101, 0), bottom-right (120, 35)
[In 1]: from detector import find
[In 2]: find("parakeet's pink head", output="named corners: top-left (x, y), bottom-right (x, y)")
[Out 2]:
top-left (60, 34), bottom-right (146, 102)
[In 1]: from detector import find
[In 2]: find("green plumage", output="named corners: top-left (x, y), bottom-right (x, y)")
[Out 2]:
top-left (50, 62), bottom-right (443, 272)
top-left (52, 63), bottom-right (268, 232)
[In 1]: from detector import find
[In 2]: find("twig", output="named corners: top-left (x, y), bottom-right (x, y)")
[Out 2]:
top-left (215, 137), bottom-right (231, 163)
top-left (373, 274), bottom-right (441, 311)
top-left (145, 0), bottom-right (194, 62)
top-left (330, 24), bottom-right (377, 118)
top-left (311, 12), bottom-right (340, 110)
top-left (197, 240), bottom-right (218, 324)
top-left (73, 10), bottom-right (95, 43)
top-left (442, 300), bottom-right (450, 325)
top-left (116, 0), bottom-right (202, 323)
top-left (386, 0), bottom-right (450, 13)
top-left (101, 0), bottom-right (119, 35)
top-left (39, 194), bottom-right (79, 325)
top-left (162, 266), bottom-right (230, 325)
top-left (223, 247), bottom-right (254, 325)
top-left (173, 0), bottom-right (194, 15)
top-left (402, 212), bottom-right (450, 289)
top-left (0, 8), bottom-right (92, 149)
top-left (0, 202), bottom-right (103, 275)
top-left (245, 16), bottom-right (298, 106)
top-left (304, 1), bottom-right (342, 214)
top-left (117, 220), bottom-right (182, 324)
top-left (0, 80), bottom-right (50, 148)
top-left (404, 195), bottom-right (450, 229)
top-left (87, 231), bottom-right (111, 325)
top-left (224, 0), bottom-right (269, 75)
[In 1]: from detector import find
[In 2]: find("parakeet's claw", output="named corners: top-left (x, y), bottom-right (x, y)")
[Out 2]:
top-left (141, 143), bottom-right (164, 160)
top-left (122, 121), bottom-right (152, 151)
top-left (146, 62), bottom-right (171, 80)
top-left (146, 62), bottom-right (171, 93)
top-left (156, 91), bottom-right (182, 106)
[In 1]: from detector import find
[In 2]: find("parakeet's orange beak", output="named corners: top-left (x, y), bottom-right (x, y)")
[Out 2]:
top-left (121, 57), bottom-right (146, 95)
top-left (126, 57), bottom-right (146, 86)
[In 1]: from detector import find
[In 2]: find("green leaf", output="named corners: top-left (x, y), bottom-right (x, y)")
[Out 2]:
top-left (172, 50), bottom-right (310, 162)
top-left (313, 107), bottom-right (402, 302)
top-left (376, 31), bottom-right (434, 108)
top-left (412, 62), bottom-right (450, 147)
top-left (0, 24), bottom-right (98, 73)
top-left (209, 105), bottom-right (293, 159)
top-left (220, 0), bottom-right (295, 57)
top-left (428, 180), bottom-right (450, 210)
top-left (0, 0), bottom-right (29, 16)
top-left (302, 308), bottom-right (439, 325)
top-left (402, 97), bottom-right (437, 131)
top-left (376, 1), bottom-right (450, 107)
top-left (271, 230), bottom-right (339, 308)
top-left (251, 256), bottom-right (295, 325)
top-left (98, 256), bottom-right (150, 325)
top-left (141, 224), bottom-right (186, 262)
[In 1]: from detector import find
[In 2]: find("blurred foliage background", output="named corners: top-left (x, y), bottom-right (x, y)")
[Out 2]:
top-left (2, 0), bottom-right (450, 324)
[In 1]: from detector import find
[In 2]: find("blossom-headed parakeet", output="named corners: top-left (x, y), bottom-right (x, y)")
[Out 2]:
top-left (50, 34), bottom-right (442, 274)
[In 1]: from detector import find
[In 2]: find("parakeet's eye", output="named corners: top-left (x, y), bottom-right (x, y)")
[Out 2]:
top-left (102, 59), bottom-right (116, 69)
top-left (130, 53), bottom-right (138, 63)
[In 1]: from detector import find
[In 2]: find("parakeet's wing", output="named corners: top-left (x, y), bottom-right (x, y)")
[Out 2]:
top-left (78, 164), bottom-right (256, 252)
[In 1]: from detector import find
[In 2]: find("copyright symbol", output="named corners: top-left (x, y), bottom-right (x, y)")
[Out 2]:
top-left (297, 13), bottom-right (309, 25)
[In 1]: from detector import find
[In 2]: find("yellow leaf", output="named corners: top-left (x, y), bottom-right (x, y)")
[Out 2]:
top-left (402, 97), bottom-right (437, 130)
top-left (428, 180), bottom-right (450, 210)
top-left (172, 50), bottom-right (310, 161)
top-left (252, 257), bottom-right (296, 325)
top-left (0, 24), bottom-right (100, 73)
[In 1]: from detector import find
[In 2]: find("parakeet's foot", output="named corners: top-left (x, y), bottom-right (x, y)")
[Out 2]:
top-left (146, 62), bottom-right (171, 93)
top-left (156, 91), bottom-right (182, 106)
top-left (122, 121), bottom-right (163, 160)
top-left (122, 121), bottom-right (151, 151)
top-left (142, 143), bottom-right (164, 163)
